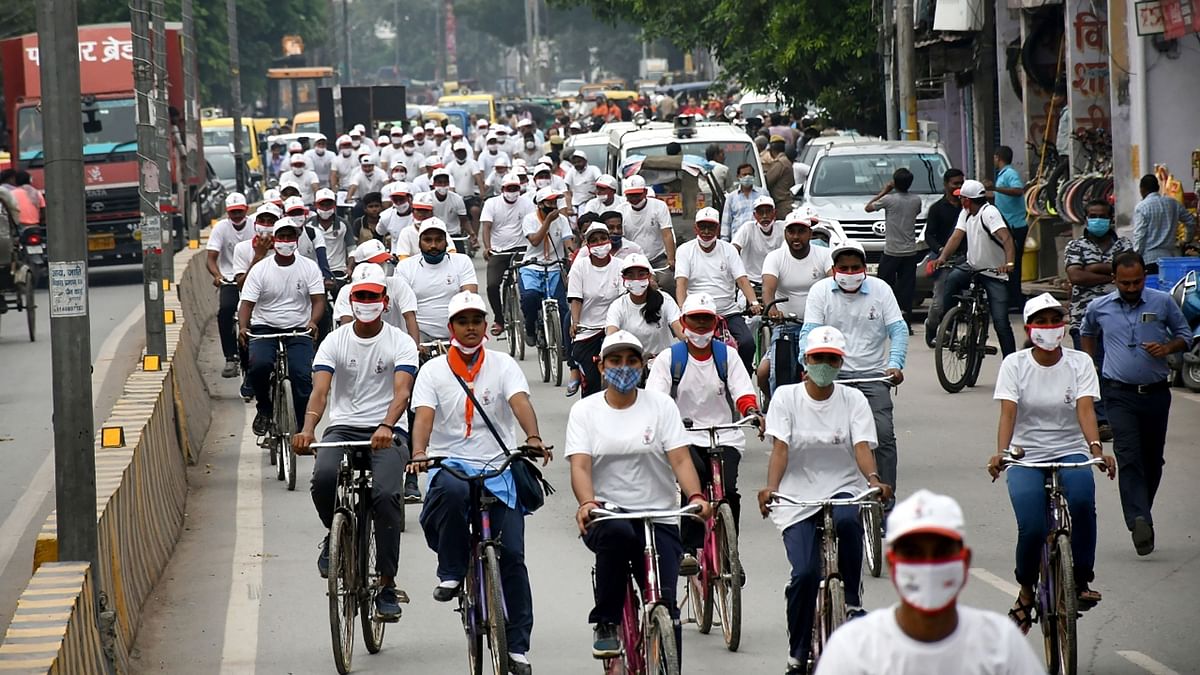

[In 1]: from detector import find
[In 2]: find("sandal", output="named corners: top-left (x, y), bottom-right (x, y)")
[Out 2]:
top-left (1077, 586), bottom-right (1102, 610)
top-left (490, 322), bottom-right (505, 336)
top-left (1008, 591), bottom-right (1036, 635)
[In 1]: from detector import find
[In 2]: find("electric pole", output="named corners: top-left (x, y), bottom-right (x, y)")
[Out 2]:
top-left (897, 0), bottom-right (918, 140)
top-left (881, 0), bottom-right (898, 140)
top-left (151, 0), bottom-right (173, 280)
top-left (225, 0), bottom-right (246, 193)
top-left (181, 0), bottom-right (199, 242)
top-left (132, 0), bottom-right (167, 359)
top-left (38, 0), bottom-right (99, 575)
top-left (972, 0), bottom-right (997, 178)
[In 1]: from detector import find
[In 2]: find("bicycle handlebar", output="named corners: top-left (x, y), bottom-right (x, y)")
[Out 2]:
top-left (587, 503), bottom-right (703, 525)
top-left (246, 330), bottom-right (313, 340)
top-left (309, 432), bottom-right (407, 450)
top-left (767, 487), bottom-right (881, 510)
top-left (682, 415), bottom-right (761, 433)
top-left (999, 448), bottom-right (1105, 471)
top-left (407, 446), bottom-right (552, 481)
top-left (839, 375), bottom-right (897, 386)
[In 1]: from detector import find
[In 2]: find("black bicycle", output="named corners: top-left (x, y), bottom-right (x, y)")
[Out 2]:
top-left (247, 330), bottom-right (311, 490)
top-left (759, 297), bottom-right (803, 403)
top-left (515, 258), bottom-right (567, 386)
top-left (934, 269), bottom-right (999, 393)
top-left (496, 250), bottom-right (527, 360)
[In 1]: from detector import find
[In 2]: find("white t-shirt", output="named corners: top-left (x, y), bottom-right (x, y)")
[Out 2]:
top-left (311, 217), bottom-right (352, 273)
top-left (605, 292), bottom-right (681, 356)
top-left (611, 239), bottom-right (646, 260)
top-left (624, 198), bottom-right (673, 261)
top-left (645, 344), bottom-right (757, 451)
top-left (206, 218), bottom-right (254, 279)
top-left (231, 238), bottom-right (258, 278)
top-left (446, 157), bottom-right (482, 197)
top-left (349, 169), bottom-right (387, 198)
top-left (522, 212), bottom-right (574, 263)
top-left (815, 605), bottom-right (1046, 675)
top-left (763, 383), bottom-right (876, 529)
top-left (279, 170), bottom-right (319, 204)
top-left (761, 246), bottom-right (833, 317)
top-left (313, 323), bottom-right (419, 429)
top-left (376, 208), bottom-right (415, 254)
top-left (580, 194), bottom-right (626, 217)
top-left (955, 204), bottom-right (1010, 280)
top-left (478, 151), bottom-right (507, 180)
top-left (566, 256), bottom-right (624, 341)
top-left (295, 220), bottom-right (327, 266)
top-left (394, 252), bottom-right (478, 338)
top-left (305, 149), bottom-right (333, 186)
top-left (429, 190), bottom-right (468, 235)
top-left (481, 194), bottom-right (536, 251)
top-left (994, 348), bottom-right (1100, 462)
top-left (392, 149), bottom-right (425, 177)
top-left (565, 164), bottom-right (602, 207)
top-left (330, 153), bottom-right (360, 190)
top-left (411, 174), bottom-right (433, 194)
top-left (240, 255), bottom-right (325, 328)
top-left (674, 239), bottom-right (748, 316)
top-left (802, 277), bottom-right (904, 373)
top-left (564, 389), bottom-right (691, 523)
top-left (411, 350), bottom-right (530, 466)
top-left (332, 275), bottom-right (418, 329)
top-left (731, 222), bottom-right (783, 283)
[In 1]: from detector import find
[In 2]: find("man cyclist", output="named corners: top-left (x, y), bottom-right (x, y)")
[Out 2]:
top-left (564, 150), bottom-right (602, 215)
top-left (481, 174), bottom-right (535, 337)
top-left (447, 140), bottom-right (487, 235)
top-left (329, 135), bottom-right (358, 191)
top-left (293, 264), bottom-right (419, 622)
top-left (304, 136), bottom-right (333, 188)
top-left (578, 174), bottom-right (625, 218)
top-left (331, 245), bottom-right (420, 343)
top-left (622, 175), bottom-right (676, 293)
top-left (731, 195), bottom-right (783, 289)
top-left (207, 192), bottom-right (254, 378)
top-left (518, 187), bottom-right (576, 361)
top-left (428, 168), bottom-right (473, 247)
top-left (306, 188), bottom-right (353, 277)
top-left (279, 154), bottom-right (320, 205)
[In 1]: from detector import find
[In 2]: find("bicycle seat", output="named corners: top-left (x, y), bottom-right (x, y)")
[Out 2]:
top-left (693, 444), bottom-right (739, 457)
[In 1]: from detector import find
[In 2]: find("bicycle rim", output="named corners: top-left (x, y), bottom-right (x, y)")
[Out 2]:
top-left (548, 307), bottom-right (564, 387)
top-left (504, 283), bottom-right (517, 358)
top-left (935, 306), bottom-right (971, 393)
top-left (965, 315), bottom-right (989, 388)
top-left (715, 504), bottom-right (742, 652)
top-left (509, 283), bottom-right (526, 360)
top-left (24, 273), bottom-right (35, 341)
top-left (690, 565), bottom-right (711, 634)
top-left (1040, 550), bottom-right (1060, 674)
top-left (536, 310), bottom-right (550, 383)
top-left (282, 384), bottom-right (297, 490)
top-left (646, 604), bottom-right (680, 675)
top-left (483, 547), bottom-right (509, 675)
top-left (328, 513), bottom-right (356, 674)
top-left (1054, 534), bottom-right (1078, 675)
top-left (862, 502), bottom-right (883, 578)
top-left (273, 378), bottom-right (287, 481)
top-left (462, 561), bottom-right (484, 675)
top-left (360, 516), bottom-right (386, 654)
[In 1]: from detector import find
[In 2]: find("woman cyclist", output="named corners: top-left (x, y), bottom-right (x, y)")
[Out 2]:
top-left (603, 253), bottom-right (684, 369)
top-left (988, 293), bottom-right (1116, 635)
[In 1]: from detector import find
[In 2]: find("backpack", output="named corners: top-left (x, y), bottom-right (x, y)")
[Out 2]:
top-left (668, 340), bottom-right (736, 416)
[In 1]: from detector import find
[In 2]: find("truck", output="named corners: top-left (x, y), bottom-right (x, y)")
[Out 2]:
top-left (0, 22), bottom-right (202, 265)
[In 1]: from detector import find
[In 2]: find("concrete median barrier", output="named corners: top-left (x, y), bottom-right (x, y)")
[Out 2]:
top-left (0, 563), bottom-right (106, 674)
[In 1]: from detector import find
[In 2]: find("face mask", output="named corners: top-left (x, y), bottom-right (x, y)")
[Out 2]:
top-left (317, 208), bottom-right (335, 219)
top-left (402, 145), bottom-right (414, 155)
top-left (351, 300), bottom-right (385, 323)
top-left (684, 327), bottom-right (713, 349)
top-left (274, 241), bottom-right (297, 257)
top-left (340, 148), bottom-right (352, 157)
top-left (738, 176), bottom-right (755, 188)
top-left (812, 239), bottom-right (829, 248)
top-left (292, 167), bottom-right (304, 176)
top-left (487, 144), bottom-right (498, 153)
top-left (590, 243), bottom-right (612, 259)
top-left (605, 365), bottom-right (642, 394)
top-left (422, 250), bottom-right (446, 265)
top-left (805, 362), bottom-right (840, 387)
top-left (229, 213), bottom-right (247, 226)
top-left (1029, 324), bottom-right (1066, 351)
top-left (315, 147), bottom-right (326, 155)
top-left (525, 141), bottom-right (536, 150)
top-left (834, 271), bottom-right (866, 292)
top-left (611, 234), bottom-right (623, 248)
top-left (697, 232), bottom-right (717, 246)
top-left (891, 555), bottom-right (967, 614)
top-left (624, 279), bottom-right (650, 295)
top-left (435, 186), bottom-right (449, 197)
top-left (451, 336), bottom-right (485, 355)
top-left (351, 139), bottom-right (361, 148)
top-left (600, 193), bottom-right (614, 205)
top-left (757, 221), bottom-right (774, 234)
top-left (456, 155), bottom-right (467, 164)
top-left (1085, 217), bottom-right (1111, 237)
top-left (628, 194), bottom-right (645, 208)
top-left (503, 191), bottom-right (520, 204)
top-left (535, 178), bottom-right (550, 189)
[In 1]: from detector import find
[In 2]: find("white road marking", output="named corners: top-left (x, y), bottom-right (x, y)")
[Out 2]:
top-left (968, 567), bottom-right (1021, 597)
top-left (218, 407), bottom-right (263, 673)
top-left (1117, 651), bottom-right (1182, 675)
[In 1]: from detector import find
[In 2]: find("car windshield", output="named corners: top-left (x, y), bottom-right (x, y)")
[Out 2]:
top-left (207, 152), bottom-right (237, 181)
top-left (809, 153), bottom-right (948, 196)
top-left (202, 124), bottom-right (253, 150)
top-left (19, 97), bottom-right (137, 160)
top-left (295, 121), bottom-right (321, 134)
top-left (570, 142), bottom-right (606, 169)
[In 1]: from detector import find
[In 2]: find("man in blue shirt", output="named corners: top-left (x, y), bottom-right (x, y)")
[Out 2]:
top-left (990, 146), bottom-right (1027, 312)
top-left (1132, 174), bottom-right (1197, 273)
top-left (1081, 251), bottom-right (1191, 556)
top-left (721, 163), bottom-right (769, 240)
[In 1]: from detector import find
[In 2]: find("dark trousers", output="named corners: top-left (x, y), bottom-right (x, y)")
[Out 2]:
top-left (1007, 226), bottom-right (1028, 311)
top-left (419, 470), bottom-right (534, 654)
top-left (782, 500), bottom-right (863, 663)
top-left (310, 426), bottom-right (409, 577)
top-left (217, 285), bottom-right (245, 364)
top-left (681, 446), bottom-right (741, 551)
top-left (246, 326), bottom-right (314, 427)
top-left (1102, 382), bottom-right (1171, 529)
top-left (723, 312), bottom-right (756, 377)
top-left (486, 248), bottom-right (523, 324)
top-left (939, 268), bottom-right (1017, 356)
top-left (572, 332), bottom-right (605, 397)
top-left (584, 519), bottom-right (683, 635)
top-left (840, 372), bottom-right (897, 500)
top-left (877, 252), bottom-right (922, 320)
top-left (1006, 454), bottom-right (1097, 586)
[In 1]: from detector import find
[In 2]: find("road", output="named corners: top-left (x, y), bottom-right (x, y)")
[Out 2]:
top-left (0, 266), bottom-right (147, 634)
top-left (127, 265), bottom-right (1200, 675)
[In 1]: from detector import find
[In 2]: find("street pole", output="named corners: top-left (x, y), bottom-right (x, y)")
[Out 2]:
top-left (132, 0), bottom-right (167, 359)
top-left (971, 0), bottom-right (997, 178)
top-left (181, 0), bottom-right (199, 242)
top-left (151, 0), bottom-right (174, 280)
top-left (881, 0), bottom-right (898, 140)
top-left (530, 0), bottom-right (541, 95)
top-left (523, 0), bottom-right (533, 93)
top-left (38, 0), bottom-right (99, 575)
top-left (897, 0), bottom-right (918, 140)
top-left (225, 0), bottom-right (246, 194)
top-left (344, 0), bottom-right (353, 85)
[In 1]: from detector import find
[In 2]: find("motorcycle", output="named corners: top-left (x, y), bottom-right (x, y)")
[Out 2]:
top-left (19, 226), bottom-right (47, 285)
top-left (1166, 270), bottom-right (1200, 392)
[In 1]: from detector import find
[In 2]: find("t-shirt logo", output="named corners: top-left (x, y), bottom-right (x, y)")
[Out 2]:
top-left (349, 358), bottom-right (358, 369)
top-left (375, 359), bottom-right (385, 374)
top-left (642, 426), bottom-right (653, 445)
top-left (1064, 386), bottom-right (1074, 405)
top-left (867, 306), bottom-right (877, 320)
top-left (446, 274), bottom-right (453, 285)
top-left (296, 280), bottom-right (304, 292)
top-left (811, 268), bottom-right (819, 279)
top-left (481, 388), bottom-right (493, 405)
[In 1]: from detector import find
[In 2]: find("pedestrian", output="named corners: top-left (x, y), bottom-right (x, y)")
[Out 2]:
top-left (922, 169), bottom-right (966, 346)
top-left (866, 167), bottom-right (922, 328)
top-left (760, 135), bottom-right (795, 213)
top-left (814, 490), bottom-right (1045, 674)
top-left (990, 146), bottom-right (1028, 312)
top-left (1132, 174), bottom-right (1197, 274)
top-left (1080, 251), bottom-right (1192, 555)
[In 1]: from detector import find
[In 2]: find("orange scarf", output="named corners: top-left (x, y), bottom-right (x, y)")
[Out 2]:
top-left (447, 346), bottom-right (486, 437)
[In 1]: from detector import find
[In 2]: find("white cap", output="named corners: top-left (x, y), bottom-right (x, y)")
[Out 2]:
top-left (496, 125), bottom-right (512, 135)
top-left (422, 121), bottom-right (436, 130)
top-left (282, 196), bottom-right (306, 215)
top-left (412, 192), bottom-right (435, 210)
top-left (287, 141), bottom-right (303, 154)
top-left (377, 134), bottom-right (390, 145)
top-left (583, 222), bottom-right (610, 238)
top-left (600, 329), bottom-right (644, 359)
top-left (486, 131), bottom-right (499, 142)
top-left (534, 186), bottom-right (561, 204)
top-left (448, 125), bottom-right (463, 137)
top-left (349, 128), bottom-right (363, 138)
top-left (272, 219), bottom-right (300, 235)
top-left (476, 119), bottom-right (489, 128)
top-left (569, 121), bottom-right (583, 130)
top-left (418, 217), bottom-right (449, 234)
top-left (1023, 292), bottom-right (1067, 323)
top-left (431, 167), bottom-right (451, 181)
top-left (253, 203), bottom-right (281, 220)
top-left (830, 239), bottom-right (866, 263)
top-left (886, 489), bottom-right (966, 544)
top-left (533, 163), bottom-right (553, 175)
top-left (517, 118), bottom-right (533, 127)
top-left (390, 165), bottom-right (408, 178)
top-left (494, 153), bottom-right (511, 168)
top-left (353, 239), bottom-right (392, 264)
top-left (536, 155), bottom-right (553, 167)
top-left (400, 133), bottom-right (414, 144)
top-left (360, 154), bottom-right (377, 166)
top-left (225, 192), bottom-right (248, 211)
top-left (623, 175), bottom-right (648, 194)
top-left (413, 125), bottom-right (426, 135)
top-left (805, 325), bottom-right (847, 357)
top-left (596, 174), bottom-right (618, 190)
top-left (501, 174), bottom-right (521, 188)
top-left (380, 182), bottom-right (398, 200)
top-left (289, 153), bottom-right (306, 166)
top-left (336, 134), bottom-right (353, 147)
top-left (695, 207), bottom-right (720, 224)
top-left (349, 263), bottom-right (388, 295)
top-left (389, 181), bottom-right (411, 197)
top-left (956, 179), bottom-right (987, 200)
top-left (264, 188), bottom-right (283, 205)
top-left (353, 123), bottom-right (366, 133)
top-left (784, 209), bottom-right (815, 227)
top-left (447, 290), bottom-right (488, 319)
top-left (620, 252), bottom-right (652, 272)
top-left (452, 140), bottom-right (471, 152)
top-left (512, 158), bottom-right (528, 169)
top-left (432, 126), bottom-right (446, 135)
top-left (314, 188), bottom-right (336, 204)
top-left (680, 292), bottom-right (718, 316)
top-left (424, 155), bottom-right (442, 168)
top-left (752, 195), bottom-right (776, 210)
top-left (390, 128), bottom-right (405, 137)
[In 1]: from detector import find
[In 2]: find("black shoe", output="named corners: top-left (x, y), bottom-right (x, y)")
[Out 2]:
top-left (785, 659), bottom-right (805, 675)
top-left (252, 412), bottom-right (271, 436)
top-left (433, 581), bottom-right (461, 602)
top-left (1132, 517), bottom-right (1154, 556)
top-left (846, 606), bottom-right (868, 620)
top-left (222, 359), bottom-right (239, 378)
top-left (317, 536), bottom-right (329, 579)
top-left (592, 623), bottom-right (621, 659)
top-left (678, 552), bottom-right (700, 577)
top-left (240, 377), bottom-right (254, 401)
top-left (1098, 424), bottom-right (1113, 442)
top-left (508, 658), bottom-right (532, 675)
top-left (404, 473), bottom-right (422, 503)
top-left (374, 585), bottom-right (402, 622)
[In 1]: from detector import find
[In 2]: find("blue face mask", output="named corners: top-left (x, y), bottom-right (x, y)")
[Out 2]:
top-left (610, 234), bottom-right (623, 249)
top-left (604, 365), bottom-right (642, 393)
top-left (1085, 217), bottom-right (1111, 238)
top-left (422, 250), bottom-right (446, 265)
top-left (805, 362), bottom-right (841, 387)
top-left (812, 239), bottom-right (830, 248)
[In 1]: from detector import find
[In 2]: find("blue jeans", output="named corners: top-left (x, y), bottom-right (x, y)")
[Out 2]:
top-left (419, 470), bottom-right (534, 654)
top-left (518, 271), bottom-right (576, 370)
top-left (768, 324), bottom-right (804, 395)
top-left (1005, 453), bottom-right (1097, 586)
top-left (939, 268), bottom-right (1017, 356)
top-left (246, 326), bottom-right (314, 427)
top-left (782, 497), bottom-right (863, 664)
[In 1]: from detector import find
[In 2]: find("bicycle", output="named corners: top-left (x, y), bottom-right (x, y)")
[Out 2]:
top-left (758, 297), bottom-right (803, 404)
top-left (495, 249), bottom-right (527, 360)
top-left (418, 339), bottom-right (450, 366)
top-left (834, 377), bottom-right (898, 579)
top-left (934, 268), bottom-right (1000, 393)
top-left (767, 487), bottom-right (881, 672)
top-left (587, 503), bottom-right (703, 675)
top-left (411, 446), bottom-right (550, 675)
top-left (680, 416), bottom-right (758, 652)
top-left (309, 438), bottom-right (409, 674)
top-left (998, 450), bottom-right (1104, 675)
top-left (515, 258), bottom-right (567, 386)
top-left (247, 330), bottom-right (312, 490)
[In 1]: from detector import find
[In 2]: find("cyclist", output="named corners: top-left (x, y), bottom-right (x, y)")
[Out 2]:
top-left (376, 182), bottom-right (414, 254)
top-left (292, 264), bottom-right (419, 621)
top-left (519, 185), bottom-right (576, 371)
top-left (393, 134), bottom-right (425, 177)
top-left (988, 293), bottom-right (1116, 634)
top-left (799, 240), bottom-right (907, 508)
top-left (447, 140), bottom-right (487, 233)
top-left (568, 221), bottom-right (625, 397)
top-left (394, 217), bottom-right (478, 342)
top-left (332, 248), bottom-right (420, 344)
top-left (207, 192), bottom-right (254, 379)
top-left (280, 154), bottom-right (320, 205)
top-left (604, 253), bottom-right (684, 359)
top-left (351, 192), bottom-right (385, 246)
top-left (622, 175), bottom-right (676, 285)
top-left (564, 150), bottom-right (601, 215)
top-left (346, 155), bottom-right (386, 203)
top-left (231, 204), bottom-right (281, 291)
top-left (238, 219), bottom-right (326, 436)
top-left (409, 291), bottom-right (550, 675)
top-left (815, 490), bottom-right (1044, 674)
top-left (484, 153), bottom-right (513, 197)
top-left (566, 330), bottom-right (712, 661)
top-left (306, 188), bottom-right (352, 277)
top-left (428, 168), bottom-right (473, 247)
top-left (730, 195), bottom-right (783, 289)
top-left (304, 136), bottom-right (333, 188)
top-left (579, 174), bottom-right (625, 218)
top-left (645, 292), bottom-right (763, 575)
top-left (481, 174), bottom-right (535, 337)
top-left (478, 132), bottom-right (506, 179)
top-left (756, 325), bottom-right (892, 674)
top-left (599, 210), bottom-right (645, 260)
top-left (330, 135), bottom-right (357, 191)
top-left (411, 155), bottom-right (439, 194)
top-left (721, 164), bottom-right (770, 241)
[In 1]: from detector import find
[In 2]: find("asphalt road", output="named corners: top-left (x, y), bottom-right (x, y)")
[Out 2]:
top-left (128, 274), bottom-right (1200, 675)
top-left (0, 265), bottom-right (147, 634)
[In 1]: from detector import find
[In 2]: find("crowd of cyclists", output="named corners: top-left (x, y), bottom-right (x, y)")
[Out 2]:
top-left (201, 110), bottom-right (1187, 675)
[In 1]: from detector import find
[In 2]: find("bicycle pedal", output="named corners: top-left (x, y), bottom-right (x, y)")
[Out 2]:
top-left (374, 610), bottom-right (402, 623)
top-left (395, 589), bottom-right (411, 604)
top-left (984, 345), bottom-right (999, 355)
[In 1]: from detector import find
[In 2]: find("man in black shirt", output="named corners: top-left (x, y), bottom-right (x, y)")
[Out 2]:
top-left (923, 169), bottom-right (966, 346)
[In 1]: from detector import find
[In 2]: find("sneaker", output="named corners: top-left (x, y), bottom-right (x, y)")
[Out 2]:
top-left (592, 623), bottom-right (621, 659)
top-left (374, 585), bottom-right (402, 622)
top-left (565, 378), bottom-right (581, 397)
top-left (508, 653), bottom-right (532, 675)
top-left (252, 412), bottom-right (271, 436)
top-left (316, 536), bottom-right (329, 578)
top-left (846, 605), bottom-right (868, 620)
top-left (678, 552), bottom-right (700, 577)
top-left (785, 657), bottom-right (805, 675)
top-left (525, 331), bottom-right (538, 345)
top-left (221, 358), bottom-right (239, 378)
top-left (433, 579), bottom-right (461, 602)
top-left (240, 378), bottom-right (254, 401)
top-left (1132, 516), bottom-right (1154, 556)
top-left (404, 473), bottom-right (422, 503)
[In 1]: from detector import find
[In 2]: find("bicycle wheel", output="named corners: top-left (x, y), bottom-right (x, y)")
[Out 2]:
top-left (646, 604), bottom-right (680, 675)
top-left (861, 502), bottom-right (883, 578)
top-left (812, 578), bottom-right (847, 667)
top-left (461, 562), bottom-right (484, 675)
top-left (934, 306), bottom-right (972, 393)
top-left (483, 547), bottom-right (510, 675)
top-left (690, 547), bottom-right (712, 634)
top-left (965, 313), bottom-right (990, 388)
top-left (773, 333), bottom-right (798, 390)
top-left (714, 503), bottom-right (742, 652)
top-left (1052, 534), bottom-right (1078, 675)
top-left (328, 512), bottom-right (357, 674)
top-left (280, 382), bottom-right (297, 491)
top-left (504, 279), bottom-right (519, 358)
top-left (359, 515), bottom-right (386, 654)
top-left (547, 306), bottom-right (564, 387)
top-left (273, 376), bottom-right (287, 481)
top-left (535, 309), bottom-right (550, 383)
top-left (22, 272), bottom-right (36, 342)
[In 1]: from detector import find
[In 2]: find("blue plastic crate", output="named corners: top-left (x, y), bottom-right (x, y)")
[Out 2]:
top-left (1145, 273), bottom-right (1160, 290)
top-left (1157, 257), bottom-right (1200, 291)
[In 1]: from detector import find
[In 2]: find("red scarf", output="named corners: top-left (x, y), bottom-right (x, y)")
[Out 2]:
top-left (447, 346), bottom-right (486, 437)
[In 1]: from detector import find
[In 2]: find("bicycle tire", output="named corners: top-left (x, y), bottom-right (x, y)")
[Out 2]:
top-left (360, 515), bottom-right (386, 654)
top-left (1053, 534), bottom-right (1078, 675)
top-left (483, 546), bottom-right (510, 675)
top-left (508, 280), bottom-right (526, 361)
top-left (536, 308), bottom-right (550, 383)
top-left (504, 279), bottom-right (519, 359)
top-left (772, 333), bottom-right (799, 395)
top-left (714, 504), bottom-right (742, 652)
top-left (646, 604), bottom-right (680, 675)
top-left (934, 306), bottom-right (972, 393)
top-left (548, 306), bottom-right (564, 387)
top-left (273, 376), bottom-right (288, 481)
top-left (23, 271), bottom-right (35, 342)
top-left (862, 502), bottom-right (883, 578)
top-left (965, 313), bottom-right (989, 388)
top-left (461, 563), bottom-right (484, 675)
top-left (328, 512), bottom-right (356, 674)
top-left (691, 563), bottom-right (712, 634)
top-left (282, 383), bottom-right (297, 491)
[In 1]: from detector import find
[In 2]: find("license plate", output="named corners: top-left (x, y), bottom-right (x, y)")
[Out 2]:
top-left (25, 245), bottom-right (43, 255)
top-left (87, 234), bottom-right (116, 252)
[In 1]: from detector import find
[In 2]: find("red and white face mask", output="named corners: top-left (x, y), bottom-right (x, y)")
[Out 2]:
top-left (350, 299), bottom-right (385, 323)
top-left (1028, 324), bottom-right (1066, 351)
top-left (887, 551), bottom-right (968, 614)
